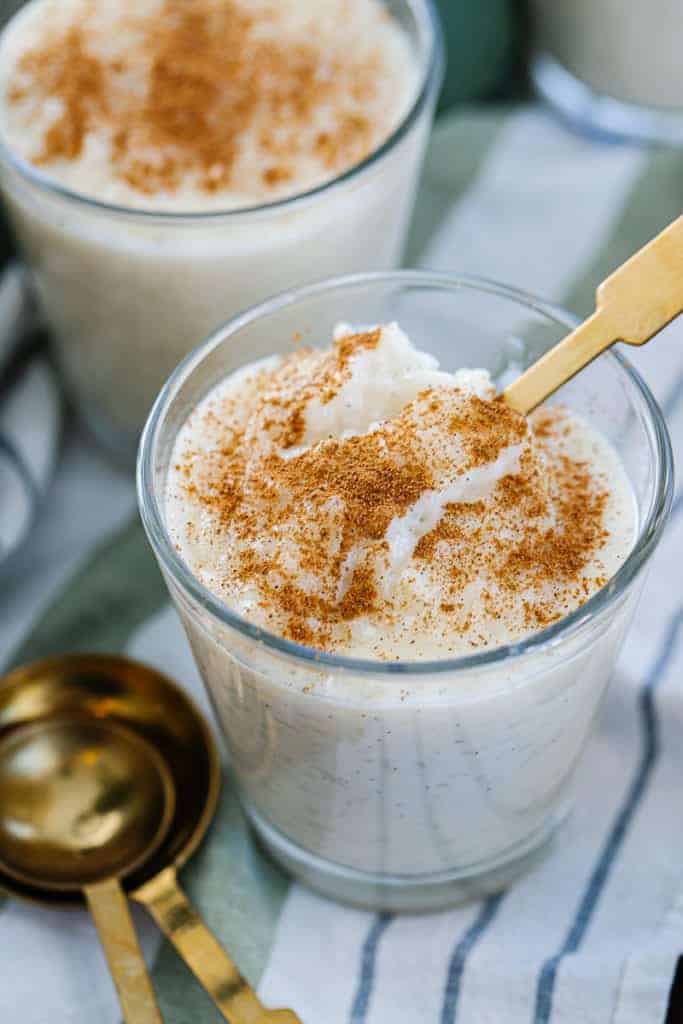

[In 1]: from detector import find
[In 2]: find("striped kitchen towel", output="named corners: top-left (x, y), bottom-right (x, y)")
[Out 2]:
top-left (2, 105), bottom-right (683, 1024)
top-left (0, 264), bottom-right (61, 577)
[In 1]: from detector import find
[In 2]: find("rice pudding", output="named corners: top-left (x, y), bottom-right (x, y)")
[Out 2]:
top-left (167, 323), bottom-right (636, 658)
top-left (0, 0), bottom-right (438, 459)
top-left (150, 315), bottom-right (648, 909)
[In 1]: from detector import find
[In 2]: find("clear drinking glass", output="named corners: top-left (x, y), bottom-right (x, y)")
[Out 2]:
top-left (0, 0), bottom-right (443, 465)
top-left (138, 272), bottom-right (673, 911)
top-left (531, 0), bottom-right (683, 144)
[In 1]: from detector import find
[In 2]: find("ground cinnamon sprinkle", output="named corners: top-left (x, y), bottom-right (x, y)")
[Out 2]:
top-left (449, 396), bottom-right (527, 467)
top-left (333, 329), bottom-right (382, 380)
top-left (234, 328), bottom-right (383, 451)
top-left (10, 0), bottom-right (391, 196)
top-left (173, 332), bottom-right (619, 652)
top-left (14, 27), bottom-right (107, 163)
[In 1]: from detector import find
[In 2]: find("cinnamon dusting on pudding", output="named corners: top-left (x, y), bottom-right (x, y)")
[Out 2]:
top-left (229, 327), bottom-right (382, 451)
top-left (449, 395), bottom-right (527, 467)
top-left (167, 323), bottom-right (632, 656)
top-left (4, 0), bottom-right (411, 200)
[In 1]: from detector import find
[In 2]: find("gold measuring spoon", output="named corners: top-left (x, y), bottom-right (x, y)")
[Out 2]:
top-left (504, 215), bottom-right (683, 414)
top-left (0, 654), bottom-right (301, 1024)
top-left (0, 716), bottom-right (171, 1024)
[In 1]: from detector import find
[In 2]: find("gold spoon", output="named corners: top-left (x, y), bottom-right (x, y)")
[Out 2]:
top-left (504, 215), bottom-right (683, 414)
top-left (0, 716), bottom-right (171, 1024)
top-left (0, 654), bottom-right (301, 1024)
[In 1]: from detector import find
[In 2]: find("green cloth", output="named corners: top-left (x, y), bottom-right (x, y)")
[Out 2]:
top-left (434, 0), bottom-right (521, 110)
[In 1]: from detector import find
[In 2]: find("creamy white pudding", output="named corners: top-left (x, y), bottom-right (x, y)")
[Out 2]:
top-left (167, 323), bottom-right (636, 660)
top-left (156, 321), bottom-right (643, 906)
top-left (0, 0), bottom-right (418, 208)
top-left (0, 0), bottom-right (436, 458)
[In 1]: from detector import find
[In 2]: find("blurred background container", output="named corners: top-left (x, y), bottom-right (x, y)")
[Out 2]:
top-left (531, 0), bottom-right (683, 144)
top-left (437, 0), bottom-right (683, 146)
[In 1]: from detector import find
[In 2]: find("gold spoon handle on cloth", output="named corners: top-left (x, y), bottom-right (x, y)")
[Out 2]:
top-left (504, 215), bottom-right (683, 415)
top-left (85, 878), bottom-right (164, 1024)
top-left (135, 867), bottom-right (301, 1024)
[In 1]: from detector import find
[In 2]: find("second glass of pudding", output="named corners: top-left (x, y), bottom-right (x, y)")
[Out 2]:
top-left (0, 0), bottom-right (442, 463)
top-left (138, 272), bottom-right (672, 911)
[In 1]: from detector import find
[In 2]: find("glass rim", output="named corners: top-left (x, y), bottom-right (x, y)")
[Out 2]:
top-left (137, 270), bottom-right (674, 676)
top-left (0, 0), bottom-right (443, 223)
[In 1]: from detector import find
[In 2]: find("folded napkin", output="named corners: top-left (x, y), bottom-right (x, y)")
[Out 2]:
top-left (0, 265), bottom-right (61, 574)
top-left (2, 106), bottom-right (683, 1024)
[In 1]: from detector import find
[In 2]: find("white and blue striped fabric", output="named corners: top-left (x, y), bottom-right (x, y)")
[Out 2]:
top-left (0, 264), bottom-right (61, 575)
top-left (2, 105), bottom-right (683, 1024)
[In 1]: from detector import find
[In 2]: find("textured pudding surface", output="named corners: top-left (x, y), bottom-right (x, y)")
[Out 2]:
top-left (166, 324), bottom-right (637, 659)
top-left (0, 0), bottom-right (417, 210)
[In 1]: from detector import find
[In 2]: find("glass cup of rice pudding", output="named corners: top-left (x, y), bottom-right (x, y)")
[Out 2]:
top-left (0, 0), bottom-right (442, 464)
top-left (138, 272), bottom-right (673, 911)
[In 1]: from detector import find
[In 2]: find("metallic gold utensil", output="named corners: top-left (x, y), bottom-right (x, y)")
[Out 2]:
top-left (0, 716), bottom-right (171, 1024)
top-left (136, 868), bottom-right (301, 1024)
top-left (0, 654), bottom-right (302, 1024)
top-left (504, 215), bottom-right (683, 414)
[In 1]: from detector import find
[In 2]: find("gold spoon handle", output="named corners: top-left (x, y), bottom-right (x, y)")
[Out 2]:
top-left (504, 215), bottom-right (683, 415)
top-left (135, 867), bottom-right (301, 1023)
top-left (503, 310), bottom-right (613, 414)
top-left (85, 878), bottom-right (164, 1024)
